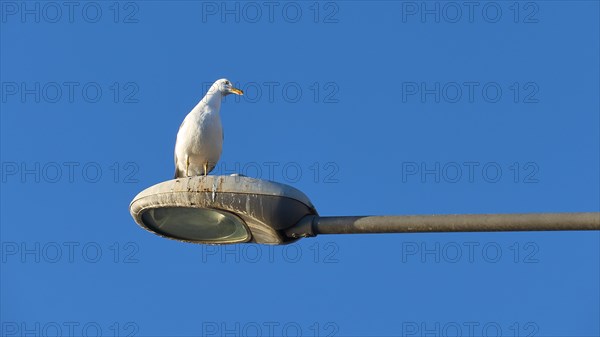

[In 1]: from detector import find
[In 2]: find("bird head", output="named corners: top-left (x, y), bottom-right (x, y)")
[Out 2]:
top-left (215, 78), bottom-right (244, 96)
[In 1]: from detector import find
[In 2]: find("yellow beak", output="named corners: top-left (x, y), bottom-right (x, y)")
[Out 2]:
top-left (230, 87), bottom-right (244, 96)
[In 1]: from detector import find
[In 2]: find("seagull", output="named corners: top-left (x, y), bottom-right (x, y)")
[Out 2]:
top-left (174, 78), bottom-right (244, 178)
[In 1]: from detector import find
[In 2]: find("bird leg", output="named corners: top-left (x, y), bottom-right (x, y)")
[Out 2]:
top-left (203, 162), bottom-right (208, 176)
top-left (185, 156), bottom-right (190, 177)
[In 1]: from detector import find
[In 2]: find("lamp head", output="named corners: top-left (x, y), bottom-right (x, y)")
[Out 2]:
top-left (129, 175), bottom-right (317, 245)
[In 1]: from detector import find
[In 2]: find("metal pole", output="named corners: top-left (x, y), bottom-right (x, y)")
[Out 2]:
top-left (286, 212), bottom-right (600, 238)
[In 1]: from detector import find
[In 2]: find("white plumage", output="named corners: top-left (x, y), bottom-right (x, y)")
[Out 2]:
top-left (174, 78), bottom-right (243, 178)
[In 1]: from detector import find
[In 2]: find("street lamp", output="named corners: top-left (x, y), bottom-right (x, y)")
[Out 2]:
top-left (129, 175), bottom-right (600, 245)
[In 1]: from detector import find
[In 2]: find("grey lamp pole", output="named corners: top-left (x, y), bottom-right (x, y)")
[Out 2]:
top-left (286, 213), bottom-right (600, 239)
top-left (130, 176), bottom-right (600, 245)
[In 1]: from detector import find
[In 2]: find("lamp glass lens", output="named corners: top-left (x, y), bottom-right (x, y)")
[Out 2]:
top-left (142, 207), bottom-right (249, 243)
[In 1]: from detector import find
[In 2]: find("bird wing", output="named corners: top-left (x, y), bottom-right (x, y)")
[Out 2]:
top-left (173, 118), bottom-right (187, 179)
top-left (173, 152), bottom-right (179, 179)
top-left (172, 104), bottom-right (206, 179)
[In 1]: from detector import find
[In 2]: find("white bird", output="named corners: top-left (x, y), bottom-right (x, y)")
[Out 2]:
top-left (174, 78), bottom-right (244, 178)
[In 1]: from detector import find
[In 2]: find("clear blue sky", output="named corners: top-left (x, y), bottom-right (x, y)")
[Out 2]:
top-left (1, 1), bottom-right (599, 336)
